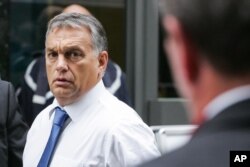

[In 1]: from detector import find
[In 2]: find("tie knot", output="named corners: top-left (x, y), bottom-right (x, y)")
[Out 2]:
top-left (53, 107), bottom-right (68, 127)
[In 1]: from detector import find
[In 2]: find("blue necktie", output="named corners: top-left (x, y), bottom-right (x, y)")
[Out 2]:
top-left (37, 107), bottom-right (69, 167)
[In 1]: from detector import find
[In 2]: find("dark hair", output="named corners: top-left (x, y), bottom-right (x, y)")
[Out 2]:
top-left (161, 0), bottom-right (250, 76)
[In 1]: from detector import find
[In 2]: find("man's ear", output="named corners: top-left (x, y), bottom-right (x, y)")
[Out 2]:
top-left (98, 51), bottom-right (108, 76)
top-left (165, 16), bottom-right (200, 84)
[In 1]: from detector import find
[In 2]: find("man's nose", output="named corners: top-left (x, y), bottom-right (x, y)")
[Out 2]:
top-left (56, 55), bottom-right (68, 72)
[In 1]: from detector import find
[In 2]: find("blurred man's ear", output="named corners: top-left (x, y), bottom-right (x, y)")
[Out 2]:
top-left (164, 16), bottom-right (200, 85)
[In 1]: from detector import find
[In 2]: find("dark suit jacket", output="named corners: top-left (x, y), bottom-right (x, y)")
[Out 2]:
top-left (140, 98), bottom-right (250, 167)
top-left (0, 80), bottom-right (28, 167)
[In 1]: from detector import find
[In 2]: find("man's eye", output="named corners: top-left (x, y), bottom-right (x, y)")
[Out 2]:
top-left (47, 52), bottom-right (58, 58)
top-left (66, 51), bottom-right (83, 61)
top-left (71, 52), bottom-right (80, 57)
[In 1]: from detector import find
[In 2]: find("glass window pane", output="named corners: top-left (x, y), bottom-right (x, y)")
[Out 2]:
top-left (0, 0), bottom-right (9, 79)
top-left (9, 0), bottom-right (125, 87)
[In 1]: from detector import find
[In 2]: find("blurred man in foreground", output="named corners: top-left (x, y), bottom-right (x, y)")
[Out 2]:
top-left (140, 0), bottom-right (250, 166)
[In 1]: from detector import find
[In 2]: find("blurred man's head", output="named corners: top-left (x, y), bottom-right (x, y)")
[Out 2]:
top-left (161, 0), bottom-right (250, 77)
top-left (160, 0), bottom-right (250, 123)
top-left (63, 4), bottom-right (92, 15)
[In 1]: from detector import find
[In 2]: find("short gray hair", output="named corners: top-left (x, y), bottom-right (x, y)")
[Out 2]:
top-left (46, 12), bottom-right (108, 56)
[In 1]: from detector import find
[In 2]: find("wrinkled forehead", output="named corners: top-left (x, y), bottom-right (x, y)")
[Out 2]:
top-left (45, 26), bottom-right (93, 48)
top-left (47, 24), bottom-right (91, 36)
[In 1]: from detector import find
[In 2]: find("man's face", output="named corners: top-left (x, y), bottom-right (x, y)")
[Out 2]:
top-left (163, 16), bottom-right (191, 99)
top-left (45, 27), bottom-right (101, 106)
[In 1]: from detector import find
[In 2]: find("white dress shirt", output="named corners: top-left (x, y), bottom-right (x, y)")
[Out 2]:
top-left (204, 85), bottom-right (250, 120)
top-left (23, 80), bottom-right (160, 167)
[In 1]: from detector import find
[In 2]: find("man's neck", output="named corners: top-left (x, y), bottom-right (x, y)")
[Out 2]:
top-left (191, 67), bottom-right (250, 124)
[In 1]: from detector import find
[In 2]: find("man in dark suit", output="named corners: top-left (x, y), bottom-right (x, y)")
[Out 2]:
top-left (140, 0), bottom-right (250, 166)
top-left (0, 80), bottom-right (28, 167)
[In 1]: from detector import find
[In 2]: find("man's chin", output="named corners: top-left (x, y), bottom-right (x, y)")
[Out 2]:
top-left (52, 89), bottom-right (73, 99)
top-left (53, 93), bottom-right (76, 106)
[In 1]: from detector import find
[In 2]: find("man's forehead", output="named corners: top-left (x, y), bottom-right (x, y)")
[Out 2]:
top-left (45, 35), bottom-right (92, 52)
top-left (46, 28), bottom-right (91, 43)
top-left (45, 39), bottom-right (91, 49)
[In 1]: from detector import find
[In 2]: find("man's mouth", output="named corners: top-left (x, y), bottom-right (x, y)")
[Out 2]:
top-left (54, 78), bottom-right (72, 87)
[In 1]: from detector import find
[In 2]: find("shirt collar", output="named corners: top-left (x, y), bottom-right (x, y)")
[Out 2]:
top-left (204, 84), bottom-right (250, 120)
top-left (50, 80), bottom-right (107, 122)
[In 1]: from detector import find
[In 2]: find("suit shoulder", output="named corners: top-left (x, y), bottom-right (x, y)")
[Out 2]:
top-left (0, 80), bottom-right (10, 88)
top-left (0, 80), bottom-right (15, 95)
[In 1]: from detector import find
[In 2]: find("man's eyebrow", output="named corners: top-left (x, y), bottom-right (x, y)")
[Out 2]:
top-left (46, 45), bottom-right (86, 53)
top-left (64, 45), bottom-right (82, 49)
top-left (63, 46), bottom-right (83, 52)
top-left (46, 47), bottom-right (56, 52)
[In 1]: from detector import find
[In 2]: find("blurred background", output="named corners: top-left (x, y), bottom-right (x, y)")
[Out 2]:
top-left (0, 0), bottom-right (189, 126)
